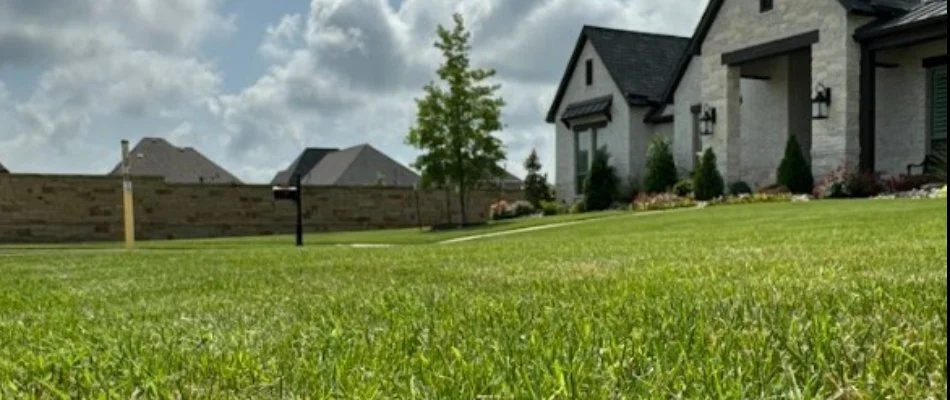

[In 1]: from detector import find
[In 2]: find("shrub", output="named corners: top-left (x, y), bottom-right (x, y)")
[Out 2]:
top-left (539, 200), bottom-right (567, 216)
top-left (845, 171), bottom-right (886, 198)
top-left (570, 199), bottom-right (586, 214)
top-left (673, 179), bottom-right (693, 197)
top-left (884, 174), bottom-right (941, 193)
top-left (692, 148), bottom-right (725, 201)
top-left (509, 200), bottom-right (536, 217)
top-left (813, 165), bottom-right (850, 199)
top-left (644, 137), bottom-right (678, 194)
top-left (583, 147), bottom-right (619, 211)
top-left (757, 183), bottom-right (790, 195)
top-left (615, 176), bottom-right (641, 204)
top-left (489, 200), bottom-right (513, 220)
top-left (729, 181), bottom-right (753, 195)
top-left (632, 193), bottom-right (696, 212)
top-left (776, 135), bottom-right (814, 194)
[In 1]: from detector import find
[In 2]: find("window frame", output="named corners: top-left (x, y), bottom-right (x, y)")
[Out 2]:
top-left (574, 127), bottom-right (599, 195)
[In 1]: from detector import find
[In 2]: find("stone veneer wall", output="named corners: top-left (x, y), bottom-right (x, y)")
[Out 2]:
top-left (698, 0), bottom-right (874, 181)
top-left (0, 174), bottom-right (522, 243)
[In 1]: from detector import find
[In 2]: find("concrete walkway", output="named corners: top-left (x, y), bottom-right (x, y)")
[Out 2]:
top-left (437, 207), bottom-right (699, 245)
top-left (438, 214), bottom-right (624, 244)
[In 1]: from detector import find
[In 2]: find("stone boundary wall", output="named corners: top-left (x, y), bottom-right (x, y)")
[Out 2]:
top-left (0, 174), bottom-right (522, 243)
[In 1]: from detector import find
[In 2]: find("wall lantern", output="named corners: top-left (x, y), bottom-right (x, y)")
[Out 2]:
top-left (699, 105), bottom-right (717, 136)
top-left (811, 83), bottom-right (832, 120)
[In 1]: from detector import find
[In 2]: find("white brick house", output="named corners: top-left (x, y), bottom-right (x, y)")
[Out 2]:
top-left (548, 0), bottom-right (947, 202)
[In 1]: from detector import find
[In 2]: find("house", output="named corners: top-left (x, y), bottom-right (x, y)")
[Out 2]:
top-left (270, 147), bottom-right (339, 185)
top-left (108, 137), bottom-right (241, 184)
top-left (274, 144), bottom-right (420, 187)
top-left (549, 0), bottom-right (947, 201)
top-left (0, 161), bottom-right (8, 174)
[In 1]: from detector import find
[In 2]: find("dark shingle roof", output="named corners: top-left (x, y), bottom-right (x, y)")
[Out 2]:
top-left (301, 144), bottom-right (420, 187)
top-left (270, 147), bottom-right (338, 185)
top-left (0, 162), bottom-right (8, 174)
top-left (108, 137), bottom-right (241, 184)
top-left (545, 26), bottom-right (690, 123)
top-left (843, 0), bottom-right (924, 14)
top-left (855, 0), bottom-right (946, 38)
top-left (561, 95), bottom-right (613, 122)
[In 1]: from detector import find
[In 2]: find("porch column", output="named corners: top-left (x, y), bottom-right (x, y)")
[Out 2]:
top-left (703, 62), bottom-right (742, 183)
top-left (859, 46), bottom-right (876, 172)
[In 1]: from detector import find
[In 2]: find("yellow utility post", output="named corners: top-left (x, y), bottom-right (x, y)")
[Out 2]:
top-left (121, 140), bottom-right (136, 249)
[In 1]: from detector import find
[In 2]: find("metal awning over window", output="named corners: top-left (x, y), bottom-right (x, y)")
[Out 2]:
top-left (561, 95), bottom-right (612, 127)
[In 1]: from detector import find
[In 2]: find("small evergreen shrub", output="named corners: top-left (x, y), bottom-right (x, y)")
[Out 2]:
top-left (673, 179), bottom-right (693, 197)
top-left (692, 148), bottom-right (725, 201)
top-left (728, 181), bottom-right (753, 195)
top-left (644, 137), bottom-right (678, 194)
top-left (523, 149), bottom-right (554, 207)
top-left (583, 148), bottom-right (619, 211)
top-left (776, 135), bottom-right (814, 194)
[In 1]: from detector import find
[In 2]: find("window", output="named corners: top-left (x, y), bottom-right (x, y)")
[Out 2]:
top-left (575, 128), bottom-right (597, 194)
top-left (585, 59), bottom-right (593, 86)
top-left (930, 65), bottom-right (947, 156)
top-left (760, 0), bottom-right (773, 12)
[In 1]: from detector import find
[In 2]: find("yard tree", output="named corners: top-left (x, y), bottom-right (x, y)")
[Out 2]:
top-left (406, 13), bottom-right (506, 226)
top-left (523, 149), bottom-right (553, 207)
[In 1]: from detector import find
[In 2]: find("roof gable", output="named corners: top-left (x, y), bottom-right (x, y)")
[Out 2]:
top-left (109, 137), bottom-right (241, 184)
top-left (0, 162), bottom-right (8, 174)
top-left (545, 26), bottom-right (690, 123)
top-left (271, 147), bottom-right (338, 185)
top-left (302, 144), bottom-right (420, 187)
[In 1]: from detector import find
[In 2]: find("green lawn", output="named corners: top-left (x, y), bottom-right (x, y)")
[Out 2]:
top-left (0, 211), bottom-right (618, 252)
top-left (0, 200), bottom-right (946, 398)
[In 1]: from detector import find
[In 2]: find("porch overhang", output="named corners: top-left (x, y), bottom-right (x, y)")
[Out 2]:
top-left (721, 30), bottom-right (820, 66)
top-left (560, 95), bottom-right (613, 129)
top-left (857, 7), bottom-right (947, 172)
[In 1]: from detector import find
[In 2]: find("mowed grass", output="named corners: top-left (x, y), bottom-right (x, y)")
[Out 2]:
top-left (0, 200), bottom-right (945, 398)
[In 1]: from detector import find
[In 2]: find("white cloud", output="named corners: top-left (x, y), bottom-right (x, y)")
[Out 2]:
top-left (0, 0), bottom-right (707, 182)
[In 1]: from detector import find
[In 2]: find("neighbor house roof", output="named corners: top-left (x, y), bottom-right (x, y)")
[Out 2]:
top-left (300, 144), bottom-right (420, 187)
top-left (270, 147), bottom-right (338, 185)
top-left (545, 26), bottom-right (690, 123)
top-left (649, 0), bottom-right (928, 120)
top-left (855, 0), bottom-right (946, 39)
top-left (0, 162), bottom-right (8, 174)
top-left (108, 137), bottom-right (241, 184)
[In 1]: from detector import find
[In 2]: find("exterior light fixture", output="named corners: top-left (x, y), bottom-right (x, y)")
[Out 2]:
top-left (699, 105), bottom-right (717, 136)
top-left (812, 83), bottom-right (832, 120)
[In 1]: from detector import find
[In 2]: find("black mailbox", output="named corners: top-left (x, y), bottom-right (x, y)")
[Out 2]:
top-left (272, 186), bottom-right (299, 201)
top-left (272, 174), bottom-right (304, 246)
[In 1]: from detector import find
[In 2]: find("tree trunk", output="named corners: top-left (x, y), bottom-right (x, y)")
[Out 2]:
top-left (444, 186), bottom-right (452, 225)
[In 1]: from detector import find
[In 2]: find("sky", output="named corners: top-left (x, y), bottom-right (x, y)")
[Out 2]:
top-left (0, 0), bottom-right (706, 183)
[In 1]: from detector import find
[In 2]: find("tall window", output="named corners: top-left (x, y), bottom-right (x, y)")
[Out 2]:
top-left (585, 59), bottom-right (593, 86)
top-left (930, 65), bottom-right (947, 155)
top-left (760, 0), bottom-right (773, 12)
top-left (575, 129), bottom-right (597, 194)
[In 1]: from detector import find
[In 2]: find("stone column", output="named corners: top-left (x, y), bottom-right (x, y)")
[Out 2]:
top-left (723, 66), bottom-right (741, 183)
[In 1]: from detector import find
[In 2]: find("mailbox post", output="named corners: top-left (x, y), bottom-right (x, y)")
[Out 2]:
top-left (273, 173), bottom-right (303, 246)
